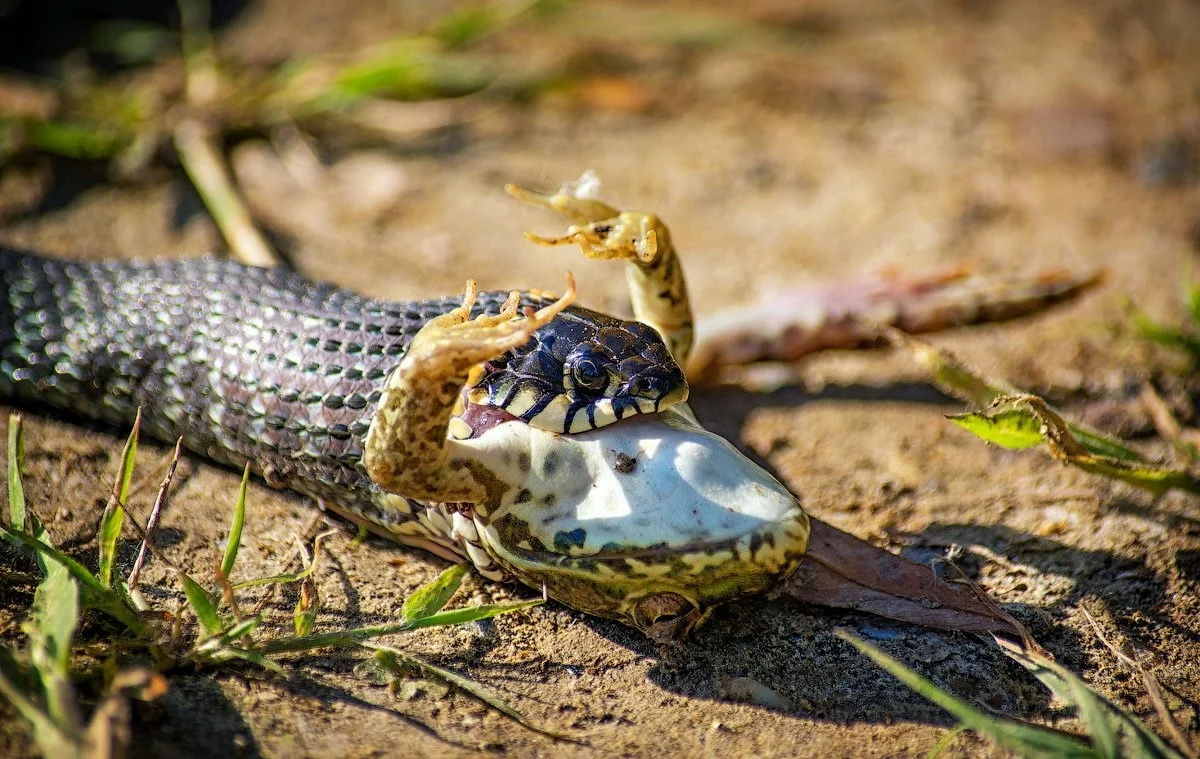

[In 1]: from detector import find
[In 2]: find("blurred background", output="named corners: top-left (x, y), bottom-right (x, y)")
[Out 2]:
top-left (2, 4), bottom-right (1200, 756)
top-left (1, 0), bottom-right (1197, 332)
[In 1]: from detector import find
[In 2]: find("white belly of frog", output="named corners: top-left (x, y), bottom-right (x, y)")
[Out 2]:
top-left (452, 406), bottom-right (810, 632)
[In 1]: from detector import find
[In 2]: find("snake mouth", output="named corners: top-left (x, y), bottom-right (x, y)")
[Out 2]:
top-left (464, 370), bottom-right (688, 434)
top-left (458, 308), bottom-right (689, 436)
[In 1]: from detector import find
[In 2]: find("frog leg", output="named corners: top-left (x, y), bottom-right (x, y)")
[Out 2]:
top-left (363, 277), bottom-right (575, 504)
top-left (506, 182), bottom-right (694, 365)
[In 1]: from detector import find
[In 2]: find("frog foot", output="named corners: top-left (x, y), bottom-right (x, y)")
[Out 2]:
top-left (507, 176), bottom-right (692, 363)
top-left (505, 182), bottom-right (666, 266)
top-left (522, 211), bottom-right (663, 266)
top-left (406, 275), bottom-right (577, 376)
top-left (363, 275), bottom-right (576, 503)
top-left (504, 181), bottom-right (619, 226)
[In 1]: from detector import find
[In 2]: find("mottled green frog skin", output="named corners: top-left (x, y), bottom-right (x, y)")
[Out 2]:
top-left (0, 177), bottom-right (811, 637)
top-left (454, 406), bottom-right (809, 635)
top-left (0, 249), bottom-right (684, 564)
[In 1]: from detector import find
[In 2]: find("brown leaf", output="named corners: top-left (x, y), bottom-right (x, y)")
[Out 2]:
top-left (783, 519), bottom-right (1027, 639)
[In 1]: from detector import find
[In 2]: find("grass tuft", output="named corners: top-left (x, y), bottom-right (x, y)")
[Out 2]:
top-left (0, 0), bottom-right (571, 262)
top-left (98, 410), bottom-right (140, 590)
top-left (8, 414), bottom-right (26, 531)
top-left (0, 416), bottom-right (565, 753)
top-left (888, 330), bottom-right (1200, 496)
top-left (838, 629), bottom-right (1189, 759)
top-left (401, 560), bottom-right (469, 621)
top-left (220, 463), bottom-right (250, 578)
top-left (996, 637), bottom-right (1188, 759)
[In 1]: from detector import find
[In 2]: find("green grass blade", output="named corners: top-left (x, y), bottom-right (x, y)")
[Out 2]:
top-left (99, 414), bottom-right (141, 589)
top-left (925, 725), bottom-right (967, 759)
top-left (1065, 426), bottom-right (1151, 463)
top-left (8, 414), bottom-right (26, 531)
top-left (2, 417), bottom-right (55, 575)
top-left (368, 645), bottom-right (576, 742)
top-left (328, 41), bottom-right (491, 102)
top-left (1187, 283), bottom-right (1200, 327)
top-left (259, 597), bottom-right (544, 655)
top-left (0, 526), bottom-right (144, 635)
top-left (198, 645), bottom-right (285, 674)
top-left (997, 639), bottom-right (1185, 759)
top-left (256, 629), bottom-right (364, 654)
top-left (232, 531), bottom-right (328, 589)
top-left (178, 573), bottom-right (223, 637)
top-left (400, 597), bottom-right (544, 630)
top-left (401, 563), bottom-right (469, 622)
top-left (887, 329), bottom-right (1015, 407)
top-left (21, 119), bottom-right (127, 160)
top-left (24, 565), bottom-right (82, 734)
top-left (293, 576), bottom-right (318, 637)
top-left (1075, 678), bottom-right (1122, 759)
top-left (217, 646), bottom-right (285, 674)
top-left (0, 668), bottom-right (82, 757)
top-left (220, 464), bottom-right (250, 578)
top-left (836, 630), bottom-right (1093, 758)
top-left (26, 558), bottom-right (78, 678)
top-left (115, 417), bottom-right (139, 517)
top-left (217, 615), bottom-right (264, 647)
top-left (429, 0), bottom-right (545, 48)
top-left (1183, 280), bottom-right (1200, 326)
top-left (1131, 307), bottom-right (1200, 366)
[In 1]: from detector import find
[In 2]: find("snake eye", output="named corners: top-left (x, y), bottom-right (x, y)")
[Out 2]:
top-left (572, 357), bottom-right (607, 391)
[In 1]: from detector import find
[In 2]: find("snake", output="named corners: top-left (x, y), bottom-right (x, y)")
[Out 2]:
top-left (0, 180), bottom-right (811, 639)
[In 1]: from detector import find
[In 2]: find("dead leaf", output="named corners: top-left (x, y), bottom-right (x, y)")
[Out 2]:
top-left (783, 519), bottom-right (1027, 638)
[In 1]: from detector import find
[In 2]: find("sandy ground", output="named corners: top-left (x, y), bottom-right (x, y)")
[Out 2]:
top-left (2, 1), bottom-right (1199, 756)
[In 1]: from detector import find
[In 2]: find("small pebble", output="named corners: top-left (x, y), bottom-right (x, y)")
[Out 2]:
top-left (1138, 136), bottom-right (1195, 187)
top-left (859, 623), bottom-right (905, 641)
top-left (718, 676), bottom-right (793, 711)
top-left (1012, 104), bottom-right (1115, 160)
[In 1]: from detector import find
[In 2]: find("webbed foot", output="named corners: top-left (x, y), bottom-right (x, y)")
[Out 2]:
top-left (364, 276), bottom-right (576, 503)
top-left (507, 183), bottom-right (665, 266)
top-left (507, 175), bottom-right (693, 363)
top-left (405, 276), bottom-right (576, 376)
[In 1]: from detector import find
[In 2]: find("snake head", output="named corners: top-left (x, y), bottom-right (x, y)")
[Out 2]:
top-left (455, 405), bottom-right (809, 638)
top-left (462, 303), bottom-right (688, 436)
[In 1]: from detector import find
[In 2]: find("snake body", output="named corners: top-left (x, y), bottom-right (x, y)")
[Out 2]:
top-left (0, 176), bottom-right (1095, 635)
top-left (0, 247), bottom-right (657, 551)
top-left (0, 244), bottom-right (809, 636)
